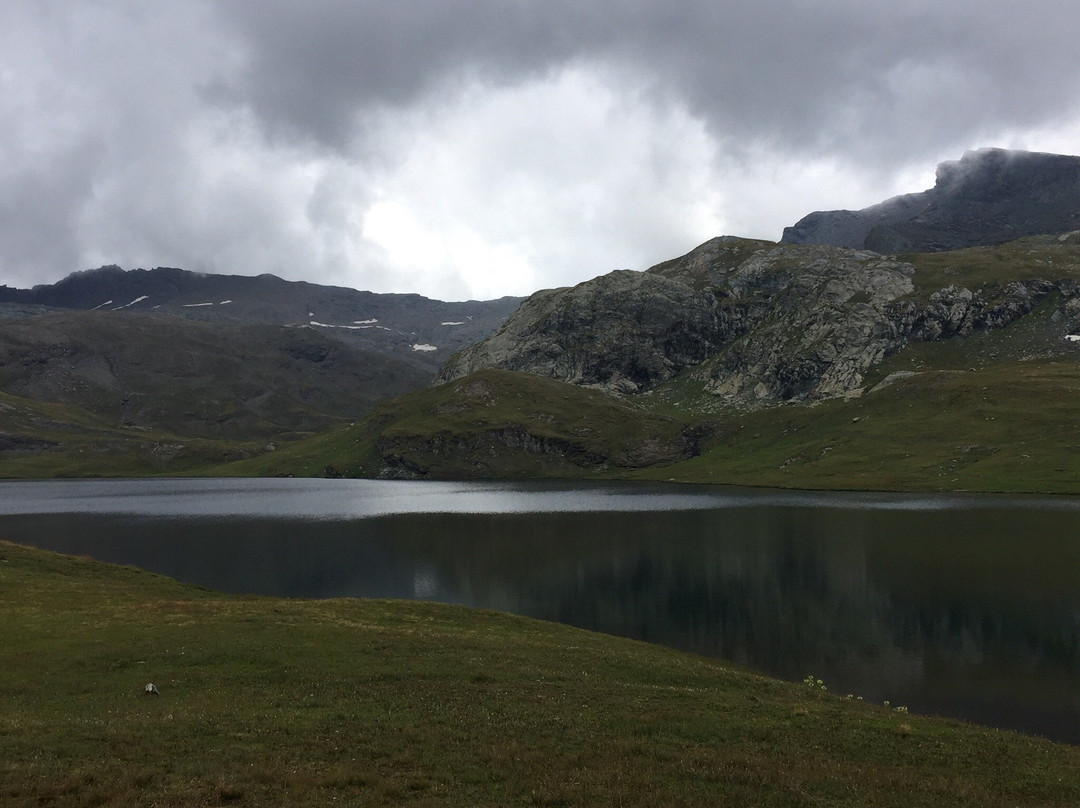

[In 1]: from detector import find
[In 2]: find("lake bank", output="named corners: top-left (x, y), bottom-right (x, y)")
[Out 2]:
top-left (5, 477), bottom-right (1080, 744)
top-left (4, 538), bottom-right (1080, 807)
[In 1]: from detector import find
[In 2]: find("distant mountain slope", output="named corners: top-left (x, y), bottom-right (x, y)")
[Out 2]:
top-left (0, 310), bottom-right (429, 439)
top-left (0, 265), bottom-right (523, 372)
top-left (781, 148), bottom-right (1080, 252)
top-left (438, 234), bottom-right (1080, 408)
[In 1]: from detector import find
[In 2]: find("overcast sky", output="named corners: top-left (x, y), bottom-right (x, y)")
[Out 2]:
top-left (3, 1), bottom-right (1080, 300)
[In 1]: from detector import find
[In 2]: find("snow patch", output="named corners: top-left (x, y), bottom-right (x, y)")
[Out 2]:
top-left (310, 321), bottom-right (371, 330)
top-left (441, 321), bottom-right (465, 326)
top-left (92, 300), bottom-right (113, 310)
top-left (219, 300), bottom-right (232, 305)
top-left (111, 296), bottom-right (148, 309)
top-left (182, 302), bottom-right (214, 308)
top-left (1066, 335), bottom-right (1080, 342)
top-left (354, 318), bottom-right (378, 325)
top-left (411, 343), bottom-right (438, 352)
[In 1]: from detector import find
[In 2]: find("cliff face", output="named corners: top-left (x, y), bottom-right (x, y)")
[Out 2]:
top-left (781, 148), bottom-right (1080, 253)
top-left (438, 235), bottom-right (1080, 409)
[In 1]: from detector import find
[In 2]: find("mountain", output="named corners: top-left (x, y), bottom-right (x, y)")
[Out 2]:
top-left (0, 265), bottom-right (523, 373)
top-left (0, 267), bottom-right (521, 475)
top-left (8, 148), bottom-right (1080, 489)
top-left (439, 234), bottom-right (1080, 408)
top-left (780, 148), bottom-right (1080, 252)
top-left (0, 310), bottom-right (429, 440)
top-left (252, 228), bottom-right (1080, 489)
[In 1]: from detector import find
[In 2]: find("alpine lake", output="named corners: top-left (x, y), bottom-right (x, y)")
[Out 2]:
top-left (4, 477), bottom-right (1080, 744)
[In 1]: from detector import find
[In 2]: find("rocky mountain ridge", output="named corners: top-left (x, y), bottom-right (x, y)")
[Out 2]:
top-left (781, 148), bottom-right (1080, 252)
top-left (0, 265), bottom-right (522, 372)
top-left (439, 234), bottom-right (1080, 408)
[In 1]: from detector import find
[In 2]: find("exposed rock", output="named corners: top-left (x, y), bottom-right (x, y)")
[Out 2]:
top-left (440, 238), bottom-right (918, 407)
top-left (437, 236), bottom-right (1080, 409)
top-left (688, 244), bottom-right (916, 406)
top-left (782, 148), bottom-right (1080, 252)
top-left (439, 267), bottom-right (735, 394)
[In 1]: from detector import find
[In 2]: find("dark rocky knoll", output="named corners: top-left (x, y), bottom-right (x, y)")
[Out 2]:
top-left (781, 148), bottom-right (1080, 253)
top-left (0, 265), bottom-right (522, 373)
top-left (438, 235), bottom-right (1080, 409)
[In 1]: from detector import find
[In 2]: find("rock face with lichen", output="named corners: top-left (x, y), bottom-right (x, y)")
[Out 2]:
top-left (437, 235), bottom-right (1080, 409)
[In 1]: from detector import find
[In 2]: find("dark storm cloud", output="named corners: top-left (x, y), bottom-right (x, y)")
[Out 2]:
top-left (215, 0), bottom-right (1080, 162)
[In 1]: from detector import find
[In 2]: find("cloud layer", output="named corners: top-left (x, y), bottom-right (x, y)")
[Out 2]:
top-left (3, 1), bottom-right (1080, 299)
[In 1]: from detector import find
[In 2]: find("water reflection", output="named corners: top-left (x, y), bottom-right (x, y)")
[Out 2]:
top-left (3, 480), bottom-right (1080, 743)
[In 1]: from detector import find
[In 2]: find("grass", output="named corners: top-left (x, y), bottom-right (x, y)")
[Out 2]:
top-left (208, 352), bottom-right (1080, 495)
top-left (215, 369), bottom-right (699, 479)
top-left (904, 235), bottom-right (1080, 297)
top-left (11, 351), bottom-right (1080, 495)
top-left (6, 539), bottom-right (1080, 806)
top-left (0, 389), bottom-right (269, 479)
top-left (635, 357), bottom-right (1080, 492)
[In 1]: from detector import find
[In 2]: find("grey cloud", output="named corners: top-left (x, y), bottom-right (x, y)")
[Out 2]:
top-left (214, 0), bottom-right (1080, 165)
top-left (3, 0), bottom-right (1080, 295)
top-left (0, 140), bottom-right (104, 289)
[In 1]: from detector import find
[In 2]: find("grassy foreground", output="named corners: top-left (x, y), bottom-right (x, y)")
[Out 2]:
top-left (4, 541), bottom-right (1080, 806)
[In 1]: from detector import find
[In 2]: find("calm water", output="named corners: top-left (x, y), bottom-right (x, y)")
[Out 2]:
top-left (4, 477), bottom-right (1080, 743)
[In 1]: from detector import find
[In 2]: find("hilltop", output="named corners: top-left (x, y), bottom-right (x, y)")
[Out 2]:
top-left (439, 234), bottom-right (1080, 408)
top-left (781, 148), bottom-right (1080, 252)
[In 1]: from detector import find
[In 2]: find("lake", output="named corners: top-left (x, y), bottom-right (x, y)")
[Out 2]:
top-left (3, 477), bottom-right (1080, 743)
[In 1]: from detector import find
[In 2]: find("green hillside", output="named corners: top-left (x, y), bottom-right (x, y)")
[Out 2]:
top-left (215, 354), bottom-right (1080, 494)
top-left (0, 388), bottom-right (265, 479)
top-left (219, 368), bottom-right (702, 479)
top-left (641, 357), bottom-right (1080, 492)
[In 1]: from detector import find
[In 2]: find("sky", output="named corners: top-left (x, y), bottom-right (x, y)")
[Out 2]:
top-left (2, 1), bottom-right (1080, 301)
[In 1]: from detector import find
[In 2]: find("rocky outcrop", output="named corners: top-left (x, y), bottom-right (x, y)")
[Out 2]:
top-left (781, 148), bottom-right (1080, 252)
top-left (438, 236), bottom-right (1080, 409)
top-left (440, 238), bottom-right (915, 406)
top-left (691, 246), bottom-right (917, 405)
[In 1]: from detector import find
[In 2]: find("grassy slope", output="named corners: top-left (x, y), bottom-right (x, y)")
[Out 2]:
top-left (0, 389), bottom-right (266, 479)
top-left (214, 352), bottom-right (1080, 493)
top-left (217, 369), bottom-right (699, 479)
top-left (635, 286), bottom-right (1080, 492)
top-left (902, 235), bottom-right (1080, 295)
top-left (637, 358), bottom-right (1080, 492)
top-left (5, 540), bottom-right (1080, 807)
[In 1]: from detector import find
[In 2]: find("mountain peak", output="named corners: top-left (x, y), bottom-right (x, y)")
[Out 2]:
top-left (781, 148), bottom-right (1080, 252)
